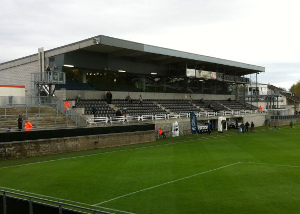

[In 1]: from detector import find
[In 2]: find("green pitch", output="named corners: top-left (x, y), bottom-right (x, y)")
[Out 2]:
top-left (1, 125), bottom-right (300, 214)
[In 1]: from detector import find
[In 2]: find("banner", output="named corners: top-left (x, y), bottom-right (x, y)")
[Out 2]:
top-left (186, 68), bottom-right (196, 77)
top-left (190, 112), bottom-right (198, 134)
top-left (195, 70), bottom-right (216, 79)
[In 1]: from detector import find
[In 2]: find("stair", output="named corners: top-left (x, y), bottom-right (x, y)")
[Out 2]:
top-left (0, 106), bottom-right (77, 132)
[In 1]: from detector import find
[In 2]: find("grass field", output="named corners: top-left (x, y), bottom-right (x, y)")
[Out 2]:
top-left (1, 125), bottom-right (300, 214)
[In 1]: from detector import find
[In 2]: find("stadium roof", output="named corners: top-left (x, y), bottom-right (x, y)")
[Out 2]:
top-left (0, 35), bottom-right (265, 76)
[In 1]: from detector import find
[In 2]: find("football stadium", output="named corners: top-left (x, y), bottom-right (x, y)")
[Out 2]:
top-left (1, 35), bottom-right (300, 214)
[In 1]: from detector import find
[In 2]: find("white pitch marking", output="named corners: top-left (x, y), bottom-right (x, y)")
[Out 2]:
top-left (242, 161), bottom-right (300, 168)
top-left (94, 162), bottom-right (242, 206)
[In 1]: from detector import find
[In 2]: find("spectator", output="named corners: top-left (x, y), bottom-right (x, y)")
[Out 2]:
top-left (76, 94), bottom-right (81, 102)
top-left (158, 128), bottom-right (166, 138)
top-left (207, 122), bottom-right (212, 135)
top-left (245, 122), bottom-right (250, 132)
top-left (106, 91), bottom-right (112, 104)
top-left (24, 120), bottom-right (33, 131)
top-left (116, 109), bottom-right (122, 116)
top-left (122, 109), bottom-right (127, 117)
top-left (227, 98), bottom-right (231, 102)
top-left (91, 106), bottom-right (97, 116)
top-left (17, 115), bottom-right (23, 131)
top-left (64, 101), bottom-right (71, 112)
top-left (240, 123), bottom-right (245, 133)
top-left (126, 94), bottom-right (132, 103)
top-left (250, 122), bottom-right (254, 132)
top-left (289, 120), bottom-right (293, 128)
top-left (139, 95), bottom-right (143, 105)
top-left (7, 127), bottom-right (11, 132)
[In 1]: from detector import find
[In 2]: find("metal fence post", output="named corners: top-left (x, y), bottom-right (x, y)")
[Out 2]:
top-left (3, 191), bottom-right (7, 214)
top-left (29, 198), bottom-right (33, 214)
top-left (38, 104), bottom-right (41, 117)
top-left (25, 105), bottom-right (28, 118)
top-left (59, 204), bottom-right (63, 214)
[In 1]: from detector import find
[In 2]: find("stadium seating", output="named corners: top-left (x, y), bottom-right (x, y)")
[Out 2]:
top-left (74, 99), bottom-right (257, 120)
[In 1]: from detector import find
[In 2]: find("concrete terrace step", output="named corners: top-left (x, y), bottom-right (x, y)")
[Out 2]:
top-left (0, 106), bottom-right (76, 131)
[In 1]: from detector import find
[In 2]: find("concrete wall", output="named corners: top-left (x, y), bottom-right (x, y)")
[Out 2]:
top-left (270, 118), bottom-right (300, 126)
top-left (242, 114), bottom-right (267, 127)
top-left (0, 130), bottom-right (155, 160)
top-left (155, 114), bottom-right (267, 137)
top-left (65, 90), bottom-right (235, 101)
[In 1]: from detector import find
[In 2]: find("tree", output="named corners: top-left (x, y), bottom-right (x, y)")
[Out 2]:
top-left (290, 80), bottom-right (300, 96)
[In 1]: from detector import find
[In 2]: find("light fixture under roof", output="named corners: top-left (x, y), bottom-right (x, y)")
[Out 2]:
top-left (118, 70), bottom-right (126, 73)
top-left (64, 64), bottom-right (74, 67)
top-left (151, 72), bottom-right (157, 75)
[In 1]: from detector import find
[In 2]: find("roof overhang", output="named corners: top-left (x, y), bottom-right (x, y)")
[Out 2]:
top-left (1, 35), bottom-right (265, 76)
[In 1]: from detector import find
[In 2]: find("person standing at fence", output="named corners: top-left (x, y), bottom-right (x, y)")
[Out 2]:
top-left (245, 121), bottom-right (250, 132)
top-left (250, 122), bottom-right (254, 132)
top-left (17, 115), bottom-right (23, 131)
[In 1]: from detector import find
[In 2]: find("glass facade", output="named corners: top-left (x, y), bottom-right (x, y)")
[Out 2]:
top-left (62, 67), bottom-right (232, 94)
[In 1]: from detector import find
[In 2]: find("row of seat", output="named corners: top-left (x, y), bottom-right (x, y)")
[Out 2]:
top-left (75, 99), bottom-right (257, 117)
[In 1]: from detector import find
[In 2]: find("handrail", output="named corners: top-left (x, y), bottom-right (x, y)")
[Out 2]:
top-left (3, 103), bottom-right (28, 118)
top-left (1, 189), bottom-right (114, 214)
top-left (83, 109), bottom-right (266, 126)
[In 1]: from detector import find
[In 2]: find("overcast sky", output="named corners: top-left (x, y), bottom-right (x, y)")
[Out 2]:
top-left (1, 0), bottom-right (299, 90)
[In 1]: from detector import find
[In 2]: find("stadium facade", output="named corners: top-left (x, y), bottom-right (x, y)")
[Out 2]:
top-left (0, 35), bottom-right (264, 104)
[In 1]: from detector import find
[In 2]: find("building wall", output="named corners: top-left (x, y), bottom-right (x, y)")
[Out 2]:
top-left (0, 61), bottom-right (39, 101)
top-left (0, 85), bottom-right (26, 105)
top-left (243, 115), bottom-right (267, 126)
top-left (0, 130), bottom-right (155, 160)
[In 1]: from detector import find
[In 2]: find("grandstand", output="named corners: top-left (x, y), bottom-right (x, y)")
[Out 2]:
top-left (0, 35), bottom-right (267, 133)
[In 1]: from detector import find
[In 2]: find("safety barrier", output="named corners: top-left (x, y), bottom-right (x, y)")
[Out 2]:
top-left (0, 189), bottom-right (113, 214)
top-left (85, 109), bottom-right (263, 125)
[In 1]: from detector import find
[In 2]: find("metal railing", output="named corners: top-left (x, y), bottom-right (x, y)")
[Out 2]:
top-left (56, 100), bottom-right (87, 127)
top-left (1, 189), bottom-right (113, 214)
top-left (271, 114), bottom-right (300, 120)
top-left (84, 109), bottom-right (263, 126)
top-left (2, 104), bottom-right (28, 118)
top-left (0, 101), bottom-right (87, 132)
